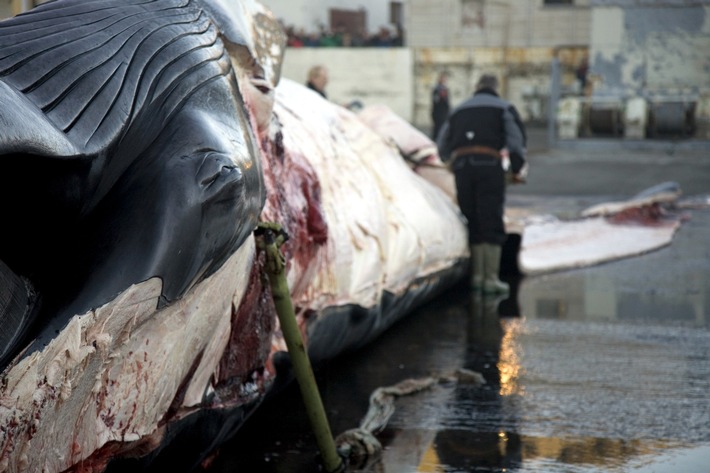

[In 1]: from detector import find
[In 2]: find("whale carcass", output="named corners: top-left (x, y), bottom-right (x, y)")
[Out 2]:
top-left (0, 1), bottom-right (468, 471)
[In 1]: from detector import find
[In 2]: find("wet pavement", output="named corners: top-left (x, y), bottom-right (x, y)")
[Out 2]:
top-left (206, 138), bottom-right (710, 473)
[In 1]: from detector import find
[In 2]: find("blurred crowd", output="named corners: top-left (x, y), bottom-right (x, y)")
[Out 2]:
top-left (282, 23), bottom-right (404, 47)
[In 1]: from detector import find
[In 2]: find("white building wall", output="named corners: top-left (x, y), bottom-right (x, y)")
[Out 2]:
top-left (279, 48), bottom-right (414, 121)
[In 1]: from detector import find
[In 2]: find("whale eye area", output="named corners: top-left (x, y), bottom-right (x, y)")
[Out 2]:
top-left (194, 151), bottom-right (240, 188)
top-left (251, 76), bottom-right (272, 95)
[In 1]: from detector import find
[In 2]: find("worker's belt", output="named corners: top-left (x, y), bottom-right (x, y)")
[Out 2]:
top-left (451, 145), bottom-right (500, 159)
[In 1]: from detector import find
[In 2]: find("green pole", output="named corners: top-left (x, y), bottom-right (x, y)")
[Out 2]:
top-left (255, 223), bottom-right (344, 473)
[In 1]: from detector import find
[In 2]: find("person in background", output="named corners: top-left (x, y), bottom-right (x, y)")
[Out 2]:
top-left (575, 56), bottom-right (589, 94)
top-left (306, 65), bottom-right (328, 99)
top-left (368, 26), bottom-right (394, 46)
top-left (431, 71), bottom-right (450, 140)
top-left (437, 74), bottom-right (527, 295)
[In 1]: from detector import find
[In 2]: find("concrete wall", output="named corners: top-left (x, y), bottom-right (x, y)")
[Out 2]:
top-left (590, 4), bottom-right (710, 97)
top-left (584, 3), bottom-right (710, 138)
top-left (402, 0), bottom-right (594, 132)
top-left (413, 46), bottom-right (587, 130)
top-left (405, 0), bottom-right (591, 48)
top-left (0, 0), bottom-right (16, 19)
top-left (279, 48), bottom-right (414, 121)
top-left (1, 0), bottom-right (51, 19)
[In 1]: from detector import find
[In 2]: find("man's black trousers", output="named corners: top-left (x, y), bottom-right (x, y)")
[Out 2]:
top-left (452, 154), bottom-right (506, 245)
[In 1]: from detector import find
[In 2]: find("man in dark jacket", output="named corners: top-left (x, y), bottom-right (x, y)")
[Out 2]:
top-left (437, 74), bottom-right (527, 294)
top-left (431, 71), bottom-right (450, 140)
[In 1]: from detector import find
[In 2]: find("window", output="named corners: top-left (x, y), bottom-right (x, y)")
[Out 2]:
top-left (461, 0), bottom-right (485, 28)
top-left (389, 2), bottom-right (403, 26)
top-left (329, 8), bottom-right (366, 36)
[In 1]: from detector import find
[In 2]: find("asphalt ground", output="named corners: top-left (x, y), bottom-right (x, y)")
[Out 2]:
top-left (513, 127), bottom-right (710, 199)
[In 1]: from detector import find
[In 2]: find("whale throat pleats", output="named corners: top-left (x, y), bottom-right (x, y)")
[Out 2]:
top-left (0, 0), bottom-right (233, 154)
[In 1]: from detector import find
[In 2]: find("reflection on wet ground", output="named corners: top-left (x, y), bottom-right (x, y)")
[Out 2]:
top-left (209, 208), bottom-right (710, 473)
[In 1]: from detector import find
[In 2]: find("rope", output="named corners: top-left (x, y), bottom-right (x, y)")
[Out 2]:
top-left (334, 369), bottom-right (486, 470)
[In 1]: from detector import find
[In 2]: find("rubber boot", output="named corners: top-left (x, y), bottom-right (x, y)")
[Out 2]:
top-left (482, 243), bottom-right (509, 295)
top-left (483, 293), bottom-right (507, 316)
top-left (470, 244), bottom-right (485, 291)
